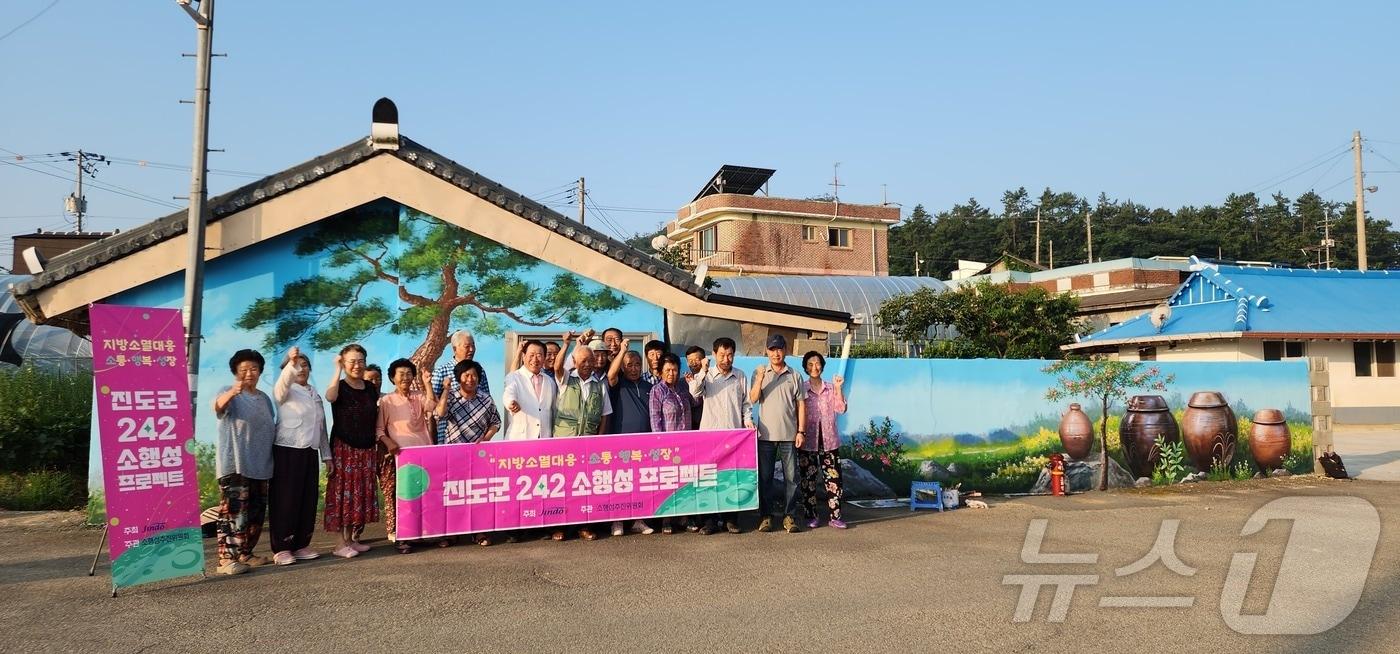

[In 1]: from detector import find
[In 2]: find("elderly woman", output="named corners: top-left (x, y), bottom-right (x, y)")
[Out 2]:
top-left (324, 343), bottom-right (380, 559)
top-left (377, 358), bottom-right (439, 553)
top-left (435, 359), bottom-right (501, 545)
top-left (212, 349), bottom-right (276, 575)
top-left (648, 352), bottom-right (695, 534)
top-left (269, 346), bottom-right (332, 566)
top-left (435, 359), bottom-right (501, 445)
top-left (799, 351), bottom-right (848, 529)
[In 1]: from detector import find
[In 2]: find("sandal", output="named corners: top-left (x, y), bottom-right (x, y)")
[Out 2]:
top-left (396, 542), bottom-right (413, 554)
top-left (474, 534), bottom-right (493, 547)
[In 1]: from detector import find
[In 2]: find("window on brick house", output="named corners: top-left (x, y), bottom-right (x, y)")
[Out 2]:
top-left (699, 226), bottom-right (717, 258)
top-left (802, 225), bottom-right (818, 241)
top-left (828, 227), bottom-right (850, 248)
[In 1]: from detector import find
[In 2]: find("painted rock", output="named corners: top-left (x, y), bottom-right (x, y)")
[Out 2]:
top-left (1181, 391), bottom-right (1237, 472)
top-left (1058, 403), bottom-right (1095, 461)
top-left (1248, 409), bottom-right (1292, 473)
top-left (1119, 394), bottom-right (1180, 478)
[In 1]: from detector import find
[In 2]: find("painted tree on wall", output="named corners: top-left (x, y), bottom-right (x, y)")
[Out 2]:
top-left (1043, 358), bottom-right (1173, 490)
top-left (236, 200), bottom-right (627, 371)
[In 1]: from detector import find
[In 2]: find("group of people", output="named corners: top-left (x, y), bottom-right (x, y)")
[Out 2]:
top-left (210, 327), bottom-right (849, 576)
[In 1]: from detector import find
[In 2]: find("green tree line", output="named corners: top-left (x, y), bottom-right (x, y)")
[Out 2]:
top-left (888, 188), bottom-right (1400, 277)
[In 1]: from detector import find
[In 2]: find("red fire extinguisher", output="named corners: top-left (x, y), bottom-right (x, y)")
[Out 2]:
top-left (1048, 453), bottom-right (1067, 496)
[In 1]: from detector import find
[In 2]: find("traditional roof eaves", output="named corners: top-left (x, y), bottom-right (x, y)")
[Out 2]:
top-left (11, 135), bottom-right (840, 327)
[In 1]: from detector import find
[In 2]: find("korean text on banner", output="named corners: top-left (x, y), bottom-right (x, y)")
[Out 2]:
top-left (90, 304), bottom-right (204, 589)
top-left (396, 429), bottom-right (758, 539)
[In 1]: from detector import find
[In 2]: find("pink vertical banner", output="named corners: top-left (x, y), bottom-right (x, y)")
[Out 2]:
top-left (395, 429), bottom-right (759, 539)
top-left (89, 304), bottom-right (204, 590)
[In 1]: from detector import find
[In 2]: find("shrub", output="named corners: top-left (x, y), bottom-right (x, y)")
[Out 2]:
top-left (848, 341), bottom-right (902, 359)
top-left (1152, 437), bottom-right (1186, 485)
top-left (990, 454), bottom-right (1049, 487)
top-left (0, 366), bottom-right (93, 474)
top-left (0, 469), bottom-right (85, 510)
top-left (840, 417), bottom-right (908, 473)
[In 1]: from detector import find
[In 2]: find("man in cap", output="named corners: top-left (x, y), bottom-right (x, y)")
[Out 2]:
top-left (748, 334), bottom-right (806, 534)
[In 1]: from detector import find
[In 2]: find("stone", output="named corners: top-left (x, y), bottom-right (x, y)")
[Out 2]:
top-left (919, 460), bottom-right (952, 482)
top-left (1272, 469), bottom-right (1292, 477)
top-left (1135, 477), bottom-right (1152, 488)
top-left (946, 462), bottom-right (966, 477)
top-left (1031, 457), bottom-right (1136, 494)
top-left (840, 459), bottom-right (896, 499)
top-left (770, 458), bottom-right (895, 500)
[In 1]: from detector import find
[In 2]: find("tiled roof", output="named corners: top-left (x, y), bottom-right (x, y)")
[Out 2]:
top-left (13, 136), bottom-right (709, 303)
top-left (11, 134), bottom-right (848, 326)
top-left (1070, 262), bottom-right (1400, 347)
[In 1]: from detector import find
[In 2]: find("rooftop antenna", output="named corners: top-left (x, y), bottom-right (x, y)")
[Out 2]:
top-left (828, 162), bottom-right (843, 222)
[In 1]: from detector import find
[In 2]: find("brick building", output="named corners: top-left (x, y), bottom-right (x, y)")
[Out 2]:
top-left (663, 165), bottom-right (898, 277)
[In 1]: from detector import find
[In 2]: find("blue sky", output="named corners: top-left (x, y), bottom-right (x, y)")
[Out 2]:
top-left (5, 1), bottom-right (1400, 267)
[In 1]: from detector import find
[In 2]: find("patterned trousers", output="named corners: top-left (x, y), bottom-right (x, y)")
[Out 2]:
top-left (217, 473), bottom-right (269, 563)
top-left (798, 449), bottom-right (843, 521)
top-left (378, 448), bottom-right (398, 538)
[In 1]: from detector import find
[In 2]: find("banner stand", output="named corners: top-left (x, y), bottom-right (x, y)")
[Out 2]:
top-left (87, 525), bottom-right (107, 576)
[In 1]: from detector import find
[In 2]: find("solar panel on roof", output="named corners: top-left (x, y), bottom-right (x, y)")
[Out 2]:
top-left (692, 165), bottom-right (777, 202)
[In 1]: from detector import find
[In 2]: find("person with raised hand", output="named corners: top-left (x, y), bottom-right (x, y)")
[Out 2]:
top-left (688, 337), bottom-right (754, 534)
top-left (797, 351), bottom-right (849, 530)
top-left (375, 359), bottom-right (439, 553)
top-left (269, 346), bottom-right (332, 566)
top-left (212, 349), bottom-right (276, 575)
top-left (323, 344), bottom-right (380, 559)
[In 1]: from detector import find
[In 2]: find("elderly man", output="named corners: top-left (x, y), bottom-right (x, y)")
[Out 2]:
top-left (432, 331), bottom-right (489, 445)
top-left (551, 334), bottom-right (613, 541)
top-left (749, 334), bottom-right (806, 534)
top-left (502, 340), bottom-right (556, 440)
top-left (688, 337), bottom-right (753, 534)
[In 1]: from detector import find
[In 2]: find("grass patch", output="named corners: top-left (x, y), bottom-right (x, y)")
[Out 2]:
top-left (0, 470), bottom-right (86, 511)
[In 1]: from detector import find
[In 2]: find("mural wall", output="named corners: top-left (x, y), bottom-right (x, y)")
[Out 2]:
top-left (88, 201), bottom-right (663, 516)
top-left (84, 199), bottom-right (1315, 515)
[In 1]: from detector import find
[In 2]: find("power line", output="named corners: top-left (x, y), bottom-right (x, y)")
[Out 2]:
top-left (0, 159), bottom-right (182, 209)
top-left (1246, 146), bottom-right (1352, 193)
top-left (0, 0), bottom-right (59, 43)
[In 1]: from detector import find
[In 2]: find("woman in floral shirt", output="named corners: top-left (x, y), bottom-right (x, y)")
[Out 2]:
top-left (648, 352), bottom-right (694, 533)
top-left (798, 351), bottom-right (848, 529)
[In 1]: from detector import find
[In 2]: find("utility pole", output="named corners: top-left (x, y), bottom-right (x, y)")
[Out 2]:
top-left (1049, 239), bottom-right (1054, 269)
top-left (1323, 208), bottom-right (1334, 270)
top-left (62, 150), bottom-right (108, 232)
top-left (1354, 130), bottom-right (1368, 271)
top-left (1085, 210), bottom-right (1093, 264)
top-left (178, 0), bottom-right (215, 414)
top-left (71, 151), bottom-right (85, 232)
top-left (576, 177), bottom-right (585, 225)
top-left (914, 251), bottom-right (924, 277)
top-left (1032, 207), bottom-right (1043, 265)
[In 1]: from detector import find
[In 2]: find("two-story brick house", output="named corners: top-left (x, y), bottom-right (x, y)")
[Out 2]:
top-left (663, 165), bottom-right (899, 277)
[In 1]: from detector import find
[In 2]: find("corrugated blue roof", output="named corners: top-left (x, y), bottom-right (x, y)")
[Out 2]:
top-left (1075, 264), bottom-right (1400, 346)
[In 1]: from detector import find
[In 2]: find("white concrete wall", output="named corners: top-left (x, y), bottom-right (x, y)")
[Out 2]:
top-left (1120, 339), bottom-right (1400, 424)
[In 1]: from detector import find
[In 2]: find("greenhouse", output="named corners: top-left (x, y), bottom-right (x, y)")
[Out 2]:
top-left (711, 275), bottom-right (948, 345)
top-left (1, 275), bottom-right (91, 371)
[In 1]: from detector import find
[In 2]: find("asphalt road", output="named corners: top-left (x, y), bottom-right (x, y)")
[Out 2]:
top-left (2, 475), bottom-right (1396, 653)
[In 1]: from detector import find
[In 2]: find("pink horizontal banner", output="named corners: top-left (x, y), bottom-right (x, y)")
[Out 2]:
top-left (394, 429), bottom-right (758, 539)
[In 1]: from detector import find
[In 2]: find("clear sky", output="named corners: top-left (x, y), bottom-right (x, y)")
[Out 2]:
top-left (3, 1), bottom-right (1399, 269)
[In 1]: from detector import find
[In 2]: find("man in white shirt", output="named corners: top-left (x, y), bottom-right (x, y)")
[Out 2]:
top-left (687, 336), bottom-right (754, 534)
top-left (502, 339), bottom-right (557, 440)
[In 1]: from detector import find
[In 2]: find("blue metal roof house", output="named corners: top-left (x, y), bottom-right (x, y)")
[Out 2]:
top-left (1066, 259), bottom-right (1400, 424)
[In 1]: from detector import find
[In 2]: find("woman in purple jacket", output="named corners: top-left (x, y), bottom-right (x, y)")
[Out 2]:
top-left (798, 351), bottom-right (848, 529)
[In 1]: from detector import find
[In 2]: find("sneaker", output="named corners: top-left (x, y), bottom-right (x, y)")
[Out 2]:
top-left (578, 528), bottom-right (598, 541)
top-left (724, 520), bottom-right (741, 534)
top-left (240, 554), bottom-right (270, 567)
top-left (611, 522), bottom-right (625, 537)
top-left (698, 520), bottom-right (716, 535)
top-left (273, 551), bottom-right (296, 566)
top-left (349, 541), bottom-right (371, 553)
top-left (291, 548), bottom-right (320, 560)
top-left (216, 560), bottom-right (250, 575)
top-left (661, 519), bottom-right (674, 535)
top-left (828, 519), bottom-right (848, 529)
top-left (630, 520), bottom-right (654, 535)
top-left (757, 516), bottom-right (773, 533)
top-left (551, 530), bottom-right (567, 541)
top-left (807, 517), bottom-right (822, 529)
top-left (783, 516), bottom-right (800, 533)
top-left (685, 519), bottom-right (701, 533)
top-left (332, 545), bottom-right (359, 559)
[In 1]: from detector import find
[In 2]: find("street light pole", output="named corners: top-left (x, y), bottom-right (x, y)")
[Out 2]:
top-left (178, 0), bottom-right (214, 413)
